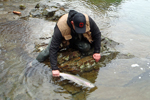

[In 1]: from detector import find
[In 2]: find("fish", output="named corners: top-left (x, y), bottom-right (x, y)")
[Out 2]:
top-left (59, 72), bottom-right (95, 88)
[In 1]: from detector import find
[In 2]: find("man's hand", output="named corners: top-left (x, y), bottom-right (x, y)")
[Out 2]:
top-left (93, 53), bottom-right (101, 62)
top-left (52, 70), bottom-right (60, 77)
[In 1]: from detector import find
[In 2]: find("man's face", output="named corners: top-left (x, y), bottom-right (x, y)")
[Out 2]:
top-left (71, 21), bottom-right (75, 30)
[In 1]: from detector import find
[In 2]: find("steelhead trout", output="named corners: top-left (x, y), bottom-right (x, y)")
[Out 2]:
top-left (59, 72), bottom-right (95, 88)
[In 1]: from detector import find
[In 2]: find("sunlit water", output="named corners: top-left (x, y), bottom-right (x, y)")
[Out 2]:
top-left (0, 0), bottom-right (150, 100)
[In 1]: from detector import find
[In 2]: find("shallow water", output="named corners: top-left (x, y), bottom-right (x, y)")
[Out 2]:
top-left (0, 0), bottom-right (150, 100)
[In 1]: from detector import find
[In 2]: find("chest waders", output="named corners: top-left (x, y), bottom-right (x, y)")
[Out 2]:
top-left (70, 33), bottom-right (92, 54)
top-left (36, 37), bottom-right (52, 62)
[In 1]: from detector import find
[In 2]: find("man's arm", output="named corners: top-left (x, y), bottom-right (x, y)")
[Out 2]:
top-left (89, 16), bottom-right (101, 62)
top-left (89, 16), bottom-right (101, 53)
top-left (49, 25), bottom-right (63, 76)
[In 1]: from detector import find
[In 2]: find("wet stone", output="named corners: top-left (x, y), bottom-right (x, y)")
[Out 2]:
top-left (29, 1), bottom-right (68, 20)
top-left (29, 8), bottom-right (43, 18)
top-left (19, 5), bottom-right (26, 10)
top-left (57, 50), bottom-right (81, 65)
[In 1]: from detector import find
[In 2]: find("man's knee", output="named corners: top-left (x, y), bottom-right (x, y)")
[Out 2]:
top-left (76, 41), bottom-right (91, 52)
top-left (36, 38), bottom-right (52, 62)
top-left (36, 50), bottom-right (49, 62)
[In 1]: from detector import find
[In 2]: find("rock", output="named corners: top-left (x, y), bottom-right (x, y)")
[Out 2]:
top-left (57, 50), bottom-right (81, 64)
top-left (29, 1), bottom-right (68, 20)
top-left (19, 4), bottom-right (26, 10)
top-left (42, 8), bottom-right (57, 17)
top-left (29, 8), bottom-right (43, 18)
top-left (47, 10), bottom-right (66, 21)
top-left (35, 3), bottom-right (40, 8)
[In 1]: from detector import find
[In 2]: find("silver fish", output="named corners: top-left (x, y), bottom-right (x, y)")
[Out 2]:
top-left (59, 72), bottom-right (95, 88)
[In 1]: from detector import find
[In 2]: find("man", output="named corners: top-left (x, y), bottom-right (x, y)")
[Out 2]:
top-left (36, 10), bottom-right (101, 77)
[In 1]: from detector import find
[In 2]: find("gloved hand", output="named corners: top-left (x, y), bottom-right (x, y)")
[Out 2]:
top-left (93, 53), bottom-right (101, 62)
top-left (52, 70), bottom-right (60, 77)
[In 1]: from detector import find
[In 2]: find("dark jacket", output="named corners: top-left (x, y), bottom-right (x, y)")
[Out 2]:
top-left (49, 10), bottom-right (101, 70)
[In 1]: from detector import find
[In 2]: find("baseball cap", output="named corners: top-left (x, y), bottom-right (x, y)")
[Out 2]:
top-left (72, 13), bottom-right (86, 34)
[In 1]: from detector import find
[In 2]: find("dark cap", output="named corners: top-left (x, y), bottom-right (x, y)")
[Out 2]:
top-left (73, 13), bottom-right (86, 34)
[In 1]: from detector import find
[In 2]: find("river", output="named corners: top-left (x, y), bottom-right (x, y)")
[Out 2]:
top-left (0, 0), bottom-right (150, 100)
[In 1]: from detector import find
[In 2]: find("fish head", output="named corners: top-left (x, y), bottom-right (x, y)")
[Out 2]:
top-left (84, 82), bottom-right (95, 88)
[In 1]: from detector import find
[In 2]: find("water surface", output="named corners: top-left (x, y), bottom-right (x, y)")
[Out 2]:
top-left (0, 0), bottom-right (150, 100)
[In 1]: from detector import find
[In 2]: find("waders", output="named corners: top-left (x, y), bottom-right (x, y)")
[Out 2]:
top-left (36, 37), bottom-right (52, 62)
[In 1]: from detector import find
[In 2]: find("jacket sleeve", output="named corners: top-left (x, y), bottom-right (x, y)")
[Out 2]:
top-left (89, 16), bottom-right (101, 53)
top-left (49, 25), bottom-right (63, 70)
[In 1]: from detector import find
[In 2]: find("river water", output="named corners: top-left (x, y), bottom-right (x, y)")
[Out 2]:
top-left (0, 0), bottom-right (150, 100)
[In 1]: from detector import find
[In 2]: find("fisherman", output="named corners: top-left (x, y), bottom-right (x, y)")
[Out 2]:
top-left (36, 10), bottom-right (101, 77)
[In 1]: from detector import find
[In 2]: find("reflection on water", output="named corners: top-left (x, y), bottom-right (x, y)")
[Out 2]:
top-left (88, 0), bottom-right (122, 10)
